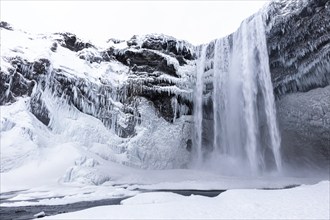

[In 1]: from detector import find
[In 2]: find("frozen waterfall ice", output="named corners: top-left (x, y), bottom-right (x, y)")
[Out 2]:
top-left (193, 14), bottom-right (282, 175)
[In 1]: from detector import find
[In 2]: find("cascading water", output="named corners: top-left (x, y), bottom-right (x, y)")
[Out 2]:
top-left (194, 13), bottom-right (282, 176)
top-left (193, 45), bottom-right (207, 166)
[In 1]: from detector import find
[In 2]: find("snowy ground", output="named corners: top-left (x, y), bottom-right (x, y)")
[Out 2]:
top-left (43, 181), bottom-right (329, 220)
top-left (1, 156), bottom-right (327, 207)
top-left (1, 163), bottom-right (328, 219)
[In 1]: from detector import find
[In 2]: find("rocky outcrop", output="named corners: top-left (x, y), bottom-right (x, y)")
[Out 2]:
top-left (55, 32), bottom-right (94, 52)
top-left (114, 35), bottom-right (195, 123)
top-left (0, 21), bottom-right (13, 31)
top-left (116, 49), bottom-right (178, 77)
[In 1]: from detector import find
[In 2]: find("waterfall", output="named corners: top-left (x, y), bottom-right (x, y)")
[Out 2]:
top-left (193, 45), bottom-right (207, 166)
top-left (194, 14), bottom-right (282, 175)
top-left (213, 37), bottom-right (230, 156)
top-left (254, 15), bottom-right (282, 172)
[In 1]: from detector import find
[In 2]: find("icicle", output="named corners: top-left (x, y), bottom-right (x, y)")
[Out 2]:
top-left (171, 96), bottom-right (178, 123)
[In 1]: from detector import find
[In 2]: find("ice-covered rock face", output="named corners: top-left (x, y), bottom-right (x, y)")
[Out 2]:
top-left (265, 0), bottom-right (330, 97)
top-left (265, 0), bottom-right (330, 172)
top-left (0, 26), bottom-right (195, 173)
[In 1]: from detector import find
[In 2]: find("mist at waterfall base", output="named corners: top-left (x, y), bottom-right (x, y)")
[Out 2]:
top-left (191, 13), bottom-right (324, 178)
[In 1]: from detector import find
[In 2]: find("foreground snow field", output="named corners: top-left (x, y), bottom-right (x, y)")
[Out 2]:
top-left (44, 181), bottom-right (329, 220)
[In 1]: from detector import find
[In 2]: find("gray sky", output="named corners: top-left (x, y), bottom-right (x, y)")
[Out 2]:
top-left (1, 1), bottom-right (268, 45)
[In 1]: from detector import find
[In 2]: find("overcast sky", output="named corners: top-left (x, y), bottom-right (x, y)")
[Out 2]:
top-left (1, 1), bottom-right (268, 45)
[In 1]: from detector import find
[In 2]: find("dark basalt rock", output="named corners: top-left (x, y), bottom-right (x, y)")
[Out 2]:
top-left (32, 58), bottom-right (51, 75)
top-left (115, 49), bottom-right (178, 77)
top-left (104, 36), bottom-right (194, 124)
top-left (30, 92), bottom-right (50, 126)
top-left (125, 35), bottom-right (194, 66)
top-left (186, 139), bottom-right (192, 152)
top-left (50, 42), bottom-right (58, 52)
top-left (56, 32), bottom-right (94, 52)
top-left (0, 71), bottom-right (15, 104)
top-left (176, 55), bottom-right (187, 65)
top-left (77, 50), bottom-right (103, 64)
top-left (144, 93), bottom-right (175, 122)
top-left (0, 69), bottom-right (35, 105)
top-left (9, 71), bottom-right (35, 97)
top-left (0, 21), bottom-right (13, 31)
top-left (141, 36), bottom-right (194, 60)
top-left (266, 0), bottom-right (330, 97)
top-left (127, 35), bottom-right (139, 47)
top-left (9, 57), bottom-right (51, 81)
top-left (100, 47), bottom-right (115, 62)
top-left (177, 96), bottom-right (193, 116)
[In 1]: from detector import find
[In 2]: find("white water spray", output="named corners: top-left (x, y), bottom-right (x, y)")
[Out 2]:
top-left (194, 14), bottom-right (282, 175)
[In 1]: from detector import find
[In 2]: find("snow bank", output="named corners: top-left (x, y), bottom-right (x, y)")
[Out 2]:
top-left (44, 181), bottom-right (330, 219)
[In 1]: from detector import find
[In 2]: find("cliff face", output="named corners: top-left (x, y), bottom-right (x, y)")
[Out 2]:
top-left (265, 0), bottom-right (330, 170)
top-left (0, 28), bottom-right (195, 174)
top-left (265, 0), bottom-right (330, 96)
top-left (0, 0), bottom-right (329, 180)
